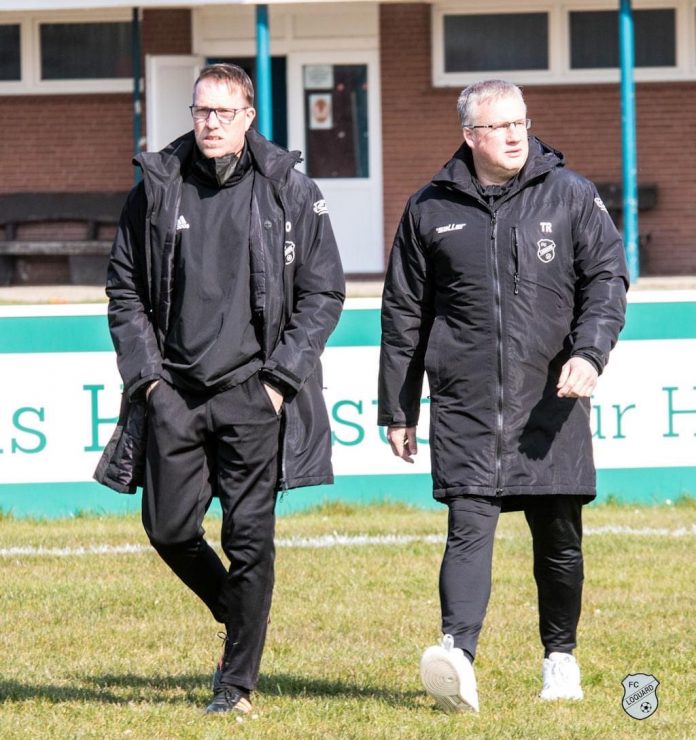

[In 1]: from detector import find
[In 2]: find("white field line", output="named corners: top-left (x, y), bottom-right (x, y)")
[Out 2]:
top-left (0, 524), bottom-right (695, 558)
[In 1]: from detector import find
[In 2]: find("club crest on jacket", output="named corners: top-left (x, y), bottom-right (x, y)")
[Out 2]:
top-left (537, 238), bottom-right (556, 263)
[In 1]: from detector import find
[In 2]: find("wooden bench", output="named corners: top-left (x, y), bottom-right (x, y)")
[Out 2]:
top-left (0, 191), bottom-right (129, 285)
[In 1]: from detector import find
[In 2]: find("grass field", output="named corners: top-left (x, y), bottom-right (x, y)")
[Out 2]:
top-left (1, 500), bottom-right (694, 739)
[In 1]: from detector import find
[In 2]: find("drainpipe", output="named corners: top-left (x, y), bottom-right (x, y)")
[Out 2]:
top-left (619, 0), bottom-right (639, 282)
top-left (132, 7), bottom-right (143, 183)
top-left (255, 5), bottom-right (273, 141)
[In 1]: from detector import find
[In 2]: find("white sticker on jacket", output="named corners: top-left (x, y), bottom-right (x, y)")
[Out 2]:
top-left (594, 197), bottom-right (608, 213)
top-left (284, 241), bottom-right (296, 264)
top-left (313, 199), bottom-right (329, 215)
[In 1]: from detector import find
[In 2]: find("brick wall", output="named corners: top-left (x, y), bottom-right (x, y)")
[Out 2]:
top-left (380, 4), bottom-right (696, 276)
top-left (0, 95), bottom-right (134, 193)
top-left (380, 5), bottom-right (455, 255)
top-left (142, 9), bottom-right (192, 56)
top-left (0, 9), bottom-right (191, 196)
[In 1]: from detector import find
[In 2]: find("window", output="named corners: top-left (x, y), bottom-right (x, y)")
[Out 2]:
top-left (570, 9), bottom-right (675, 69)
top-left (40, 22), bottom-right (132, 80)
top-left (0, 25), bottom-right (21, 81)
top-left (0, 12), bottom-right (134, 95)
top-left (443, 13), bottom-right (548, 73)
top-left (433, 3), bottom-right (693, 87)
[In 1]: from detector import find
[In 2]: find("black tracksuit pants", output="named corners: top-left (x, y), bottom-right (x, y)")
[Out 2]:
top-left (142, 373), bottom-right (281, 692)
top-left (439, 495), bottom-right (584, 662)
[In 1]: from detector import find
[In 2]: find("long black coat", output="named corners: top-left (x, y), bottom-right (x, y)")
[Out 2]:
top-left (95, 129), bottom-right (345, 493)
top-left (378, 137), bottom-right (628, 501)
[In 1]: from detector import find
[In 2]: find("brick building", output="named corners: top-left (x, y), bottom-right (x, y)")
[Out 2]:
top-left (1, 1), bottom-right (694, 283)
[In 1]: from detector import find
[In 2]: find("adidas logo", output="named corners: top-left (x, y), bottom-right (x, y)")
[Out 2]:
top-left (176, 215), bottom-right (190, 231)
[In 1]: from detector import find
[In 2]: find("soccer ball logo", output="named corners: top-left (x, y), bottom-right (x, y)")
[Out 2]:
top-left (640, 701), bottom-right (652, 714)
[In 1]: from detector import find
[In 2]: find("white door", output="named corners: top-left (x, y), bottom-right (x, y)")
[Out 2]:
top-left (288, 51), bottom-right (383, 274)
top-left (146, 55), bottom-right (203, 152)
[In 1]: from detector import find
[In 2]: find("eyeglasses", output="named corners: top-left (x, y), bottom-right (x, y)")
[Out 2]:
top-left (465, 119), bottom-right (531, 134)
top-left (189, 106), bottom-right (250, 125)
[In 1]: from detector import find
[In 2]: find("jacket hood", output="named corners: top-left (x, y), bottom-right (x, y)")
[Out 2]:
top-left (134, 128), bottom-right (302, 189)
top-left (432, 136), bottom-right (565, 196)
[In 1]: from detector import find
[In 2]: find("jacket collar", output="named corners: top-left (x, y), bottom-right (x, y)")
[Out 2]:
top-left (432, 136), bottom-right (565, 199)
top-left (134, 128), bottom-right (302, 188)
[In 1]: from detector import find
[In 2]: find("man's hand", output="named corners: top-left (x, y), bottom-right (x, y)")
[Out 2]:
top-left (263, 383), bottom-right (284, 414)
top-left (557, 356), bottom-right (598, 398)
top-left (387, 425), bottom-right (418, 463)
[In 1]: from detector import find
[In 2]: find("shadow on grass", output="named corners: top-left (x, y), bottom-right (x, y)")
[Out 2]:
top-left (0, 672), bottom-right (421, 708)
top-left (0, 673), bottom-right (205, 706)
top-left (258, 672), bottom-right (422, 706)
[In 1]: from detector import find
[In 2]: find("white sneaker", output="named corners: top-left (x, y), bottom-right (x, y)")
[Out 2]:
top-left (419, 634), bottom-right (479, 713)
top-left (540, 652), bottom-right (584, 700)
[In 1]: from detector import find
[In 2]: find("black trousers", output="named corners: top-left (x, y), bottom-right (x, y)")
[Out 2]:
top-left (439, 495), bottom-right (584, 662)
top-left (142, 373), bottom-right (281, 692)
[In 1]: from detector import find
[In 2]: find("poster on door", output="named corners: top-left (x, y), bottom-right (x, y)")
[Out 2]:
top-left (309, 93), bottom-right (333, 130)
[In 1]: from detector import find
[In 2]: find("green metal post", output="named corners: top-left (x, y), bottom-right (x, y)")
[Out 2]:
top-left (255, 5), bottom-right (273, 141)
top-left (619, 0), bottom-right (639, 281)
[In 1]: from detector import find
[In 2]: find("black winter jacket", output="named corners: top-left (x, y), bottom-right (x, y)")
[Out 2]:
top-left (95, 129), bottom-right (345, 493)
top-left (378, 137), bottom-right (628, 501)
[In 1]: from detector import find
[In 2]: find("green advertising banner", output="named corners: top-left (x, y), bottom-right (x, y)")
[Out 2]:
top-left (0, 293), bottom-right (694, 518)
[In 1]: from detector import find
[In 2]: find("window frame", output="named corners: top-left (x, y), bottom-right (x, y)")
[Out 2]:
top-left (0, 10), bottom-right (134, 96)
top-left (432, 0), bottom-right (695, 87)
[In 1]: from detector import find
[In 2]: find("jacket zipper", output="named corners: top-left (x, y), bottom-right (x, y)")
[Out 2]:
top-left (512, 226), bottom-right (520, 295)
top-left (156, 182), bottom-right (182, 340)
top-left (490, 207), bottom-right (504, 495)
top-left (274, 190), bottom-right (290, 490)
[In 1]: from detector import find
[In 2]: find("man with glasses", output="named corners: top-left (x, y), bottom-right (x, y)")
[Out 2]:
top-left (378, 80), bottom-right (628, 712)
top-left (97, 63), bottom-right (344, 716)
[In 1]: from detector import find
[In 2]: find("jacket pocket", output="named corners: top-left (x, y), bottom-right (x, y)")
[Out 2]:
top-left (424, 315), bottom-right (444, 390)
top-left (256, 373), bottom-right (284, 419)
top-left (512, 226), bottom-right (520, 295)
top-left (93, 394), bottom-right (147, 494)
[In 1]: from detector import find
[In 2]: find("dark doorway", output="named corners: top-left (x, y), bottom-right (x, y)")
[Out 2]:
top-left (208, 56), bottom-right (287, 149)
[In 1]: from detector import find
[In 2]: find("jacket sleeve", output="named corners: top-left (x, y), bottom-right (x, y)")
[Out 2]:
top-left (261, 180), bottom-right (345, 394)
top-left (377, 201), bottom-right (434, 427)
top-left (569, 179), bottom-right (629, 373)
top-left (105, 183), bottom-right (164, 399)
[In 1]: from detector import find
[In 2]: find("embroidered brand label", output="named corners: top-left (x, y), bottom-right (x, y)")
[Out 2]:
top-left (435, 223), bottom-right (466, 234)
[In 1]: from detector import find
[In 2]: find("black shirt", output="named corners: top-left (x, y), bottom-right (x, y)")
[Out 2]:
top-left (162, 146), bottom-right (263, 392)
